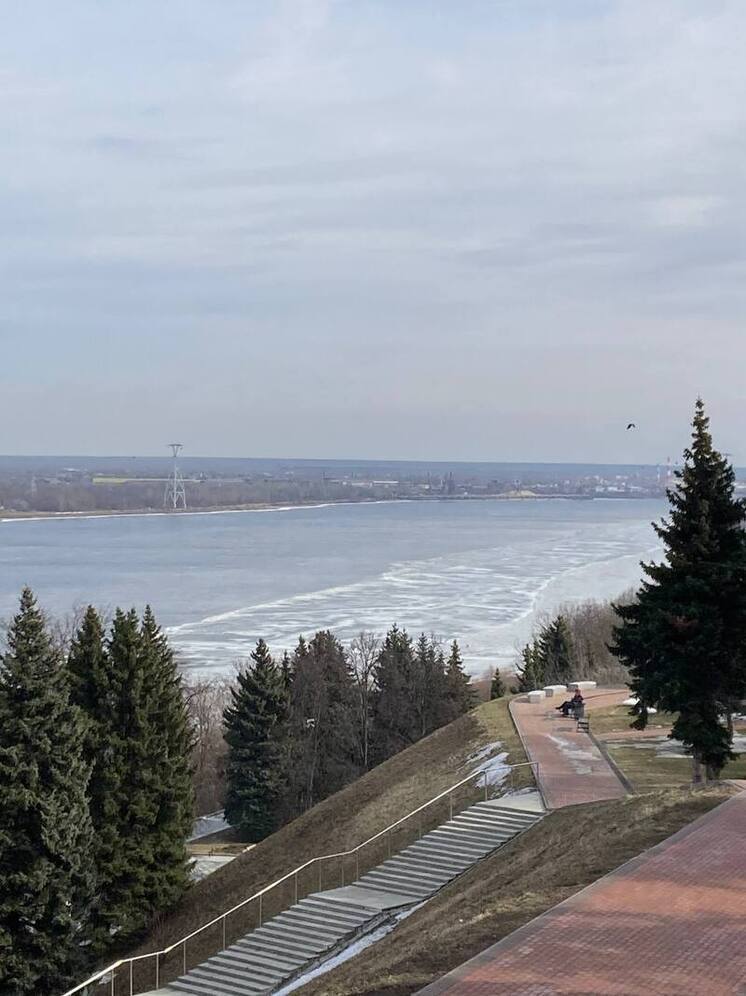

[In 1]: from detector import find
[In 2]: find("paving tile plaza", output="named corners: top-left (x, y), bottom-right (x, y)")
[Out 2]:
top-left (418, 790), bottom-right (746, 996)
top-left (510, 688), bottom-right (630, 808)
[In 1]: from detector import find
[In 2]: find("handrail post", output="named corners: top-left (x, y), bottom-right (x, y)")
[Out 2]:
top-left (259, 893), bottom-right (263, 926)
top-left (356, 850), bottom-right (360, 880)
top-left (318, 862), bottom-right (322, 891)
top-left (294, 870), bottom-right (299, 903)
top-left (449, 791), bottom-right (453, 821)
top-left (387, 828), bottom-right (391, 857)
top-left (484, 771), bottom-right (488, 801)
top-left (222, 913), bottom-right (226, 949)
top-left (183, 940), bottom-right (187, 974)
top-left (129, 960), bottom-right (134, 996)
top-left (155, 953), bottom-right (160, 989)
top-left (111, 970), bottom-right (115, 996)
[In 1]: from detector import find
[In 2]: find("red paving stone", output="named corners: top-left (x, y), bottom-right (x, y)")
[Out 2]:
top-left (510, 689), bottom-right (629, 809)
top-left (418, 791), bottom-right (746, 996)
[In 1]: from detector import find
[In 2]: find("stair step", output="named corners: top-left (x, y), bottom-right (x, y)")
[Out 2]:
top-left (424, 831), bottom-right (493, 854)
top-left (377, 859), bottom-right (453, 885)
top-left (406, 841), bottom-right (480, 864)
top-left (470, 803), bottom-right (539, 822)
top-left (308, 894), bottom-right (379, 917)
top-left (270, 911), bottom-right (349, 940)
top-left (395, 848), bottom-right (469, 873)
top-left (192, 961), bottom-right (283, 987)
top-left (296, 899), bottom-right (370, 928)
top-left (212, 948), bottom-right (303, 975)
top-left (441, 822), bottom-right (512, 844)
top-left (251, 924), bottom-right (328, 953)
top-left (170, 973), bottom-right (265, 996)
top-left (357, 872), bottom-right (432, 897)
top-left (231, 936), bottom-right (314, 963)
top-left (451, 812), bottom-right (523, 830)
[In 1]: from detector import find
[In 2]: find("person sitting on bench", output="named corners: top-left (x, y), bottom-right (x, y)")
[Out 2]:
top-left (556, 698), bottom-right (573, 717)
top-left (571, 689), bottom-right (585, 718)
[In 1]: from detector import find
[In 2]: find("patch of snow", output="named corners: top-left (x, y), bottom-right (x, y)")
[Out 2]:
top-left (622, 697), bottom-right (657, 713)
top-left (273, 903), bottom-right (424, 995)
top-left (465, 740), bottom-right (509, 786)
top-left (546, 733), bottom-right (599, 774)
top-left (608, 732), bottom-right (746, 760)
top-left (189, 854), bottom-right (235, 882)
top-left (189, 811), bottom-right (229, 841)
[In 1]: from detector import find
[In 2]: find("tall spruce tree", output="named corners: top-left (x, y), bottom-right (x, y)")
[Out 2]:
top-left (516, 639), bottom-right (544, 691)
top-left (0, 589), bottom-right (95, 994)
top-left (538, 615), bottom-right (575, 685)
top-left (413, 634), bottom-right (446, 737)
top-left (612, 399), bottom-right (746, 780)
top-left (490, 667), bottom-right (505, 700)
top-left (370, 626), bottom-right (419, 764)
top-left (443, 640), bottom-right (476, 720)
top-left (139, 607), bottom-right (194, 913)
top-left (224, 639), bottom-right (288, 840)
top-left (287, 631), bottom-right (359, 811)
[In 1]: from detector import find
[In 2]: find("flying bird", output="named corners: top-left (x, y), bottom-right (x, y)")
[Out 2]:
top-left (626, 423), bottom-right (636, 430)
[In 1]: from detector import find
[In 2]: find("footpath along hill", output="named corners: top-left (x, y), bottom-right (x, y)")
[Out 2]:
top-left (125, 696), bottom-right (531, 984)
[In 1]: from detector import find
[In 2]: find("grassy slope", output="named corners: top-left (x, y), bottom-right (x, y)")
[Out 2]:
top-left (299, 787), bottom-right (733, 996)
top-left (591, 703), bottom-right (746, 789)
top-left (127, 696), bottom-right (527, 985)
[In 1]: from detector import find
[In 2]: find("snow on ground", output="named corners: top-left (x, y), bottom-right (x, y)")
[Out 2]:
top-left (273, 903), bottom-right (424, 995)
top-left (189, 854), bottom-right (235, 882)
top-left (189, 811), bottom-right (230, 841)
top-left (546, 733), bottom-right (598, 774)
top-left (464, 740), bottom-right (510, 786)
top-left (609, 732), bottom-right (746, 760)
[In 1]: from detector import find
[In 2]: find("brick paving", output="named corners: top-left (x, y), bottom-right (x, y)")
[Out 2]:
top-left (511, 689), bottom-right (629, 809)
top-left (417, 790), bottom-right (746, 996)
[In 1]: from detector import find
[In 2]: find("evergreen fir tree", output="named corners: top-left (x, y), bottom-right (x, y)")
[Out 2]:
top-left (224, 639), bottom-right (288, 840)
top-left (537, 615), bottom-right (575, 684)
top-left (370, 626), bottom-right (419, 764)
top-left (413, 633), bottom-right (446, 737)
top-left (612, 399), bottom-right (746, 780)
top-left (280, 650), bottom-right (293, 691)
top-left (287, 631), bottom-right (359, 811)
top-left (516, 640), bottom-right (544, 691)
top-left (443, 640), bottom-right (476, 719)
top-left (0, 589), bottom-right (95, 994)
top-left (139, 606), bottom-right (194, 913)
top-left (490, 667), bottom-right (505, 700)
top-left (99, 607), bottom-right (154, 944)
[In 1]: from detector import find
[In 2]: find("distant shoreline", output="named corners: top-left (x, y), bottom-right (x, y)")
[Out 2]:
top-left (0, 492), bottom-right (658, 524)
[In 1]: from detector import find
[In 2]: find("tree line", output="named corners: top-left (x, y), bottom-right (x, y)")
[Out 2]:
top-left (0, 594), bottom-right (193, 995)
top-left (222, 628), bottom-right (476, 839)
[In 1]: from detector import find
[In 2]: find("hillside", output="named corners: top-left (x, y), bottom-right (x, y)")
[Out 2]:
top-left (126, 696), bottom-right (530, 988)
top-left (297, 786), bottom-right (733, 996)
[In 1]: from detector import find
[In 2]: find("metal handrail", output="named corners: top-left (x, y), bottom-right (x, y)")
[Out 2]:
top-left (60, 759), bottom-right (538, 996)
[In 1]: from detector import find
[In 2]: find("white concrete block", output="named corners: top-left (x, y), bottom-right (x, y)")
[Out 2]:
top-left (543, 685), bottom-right (567, 698)
top-left (568, 680), bottom-right (597, 691)
top-left (527, 690), bottom-right (545, 703)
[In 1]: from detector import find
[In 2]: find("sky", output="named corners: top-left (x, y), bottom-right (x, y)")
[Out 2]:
top-left (1, 1), bottom-right (745, 463)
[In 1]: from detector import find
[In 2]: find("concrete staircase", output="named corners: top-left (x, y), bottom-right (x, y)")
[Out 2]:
top-left (159, 795), bottom-right (543, 996)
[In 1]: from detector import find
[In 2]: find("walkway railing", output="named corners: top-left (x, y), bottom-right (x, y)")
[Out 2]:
top-left (61, 759), bottom-right (538, 996)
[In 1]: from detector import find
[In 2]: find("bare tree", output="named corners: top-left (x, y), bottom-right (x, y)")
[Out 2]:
top-left (183, 675), bottom-right (233, 815)
top-left (349, 630), bottom-right (379, 770)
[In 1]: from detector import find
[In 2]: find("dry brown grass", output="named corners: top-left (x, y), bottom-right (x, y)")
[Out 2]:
top-left (122, 696), bottom-right (527, 991)
top-left (298, 787), bottom-right (733, 996)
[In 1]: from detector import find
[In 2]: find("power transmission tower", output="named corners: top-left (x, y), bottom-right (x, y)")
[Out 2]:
top-left (164, 443), bottom-right (187, 510)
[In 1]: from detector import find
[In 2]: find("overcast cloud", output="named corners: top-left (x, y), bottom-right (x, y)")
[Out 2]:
top-left (1, 1), bottom-right (745, 462)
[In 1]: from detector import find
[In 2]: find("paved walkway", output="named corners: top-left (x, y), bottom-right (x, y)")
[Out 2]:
top-left (418, 790), bottom-right (746, 996)
top-left (510, 688), bottom-right (629, 808)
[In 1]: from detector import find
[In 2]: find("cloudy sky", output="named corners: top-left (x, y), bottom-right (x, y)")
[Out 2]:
top-left (2, 1), bottom-right (745, 462)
